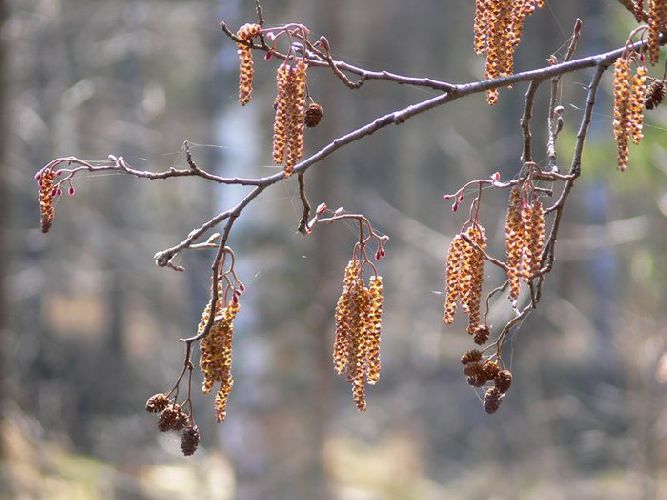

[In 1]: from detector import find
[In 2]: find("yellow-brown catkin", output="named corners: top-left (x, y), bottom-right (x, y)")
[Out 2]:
top-left (474, 0), bottom-right (492, 55)
top-left (461, 225), bottom-right (486, 334)
top-left (505, 187), bottom-right (524, 301)
top-left (484, 1), bottom-right (512, 104)
top-left (524, 199), bottom-right (545, 280)
top-left (334, 260), bottom-right (361, 376)
top-left (648, 0), bottom-right (665, 65)
top-left (237, 23), bottom-right (261, 105)
top-left (273, 62), bottom-right (290, 164)
top-left (200, 300), bottom-right (240, 422)
top-left (38, 169), bottom-right (56, 233)
top-left (350, 286), bottom-right (370, 411)
top-left (444, 235), bottom-right (466, 324)
top-left (613, 56), bottom-right (632, 171)
top-left (333, 260), bottom-right (383, 411)
top-left (285, 60), bottom-right (308, 177)
top-left (628, 65), bottom-right (648, 144)
top-left (365, 276), bottom-right (384, 385)
top-left (477, 0), bottom-right (544, 105)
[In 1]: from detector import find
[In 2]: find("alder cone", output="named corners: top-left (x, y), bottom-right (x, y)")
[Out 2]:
top-left (484, 387), bottom-right (503, 414)
top-left (181, 426), bottom-right (201, 456)
top-left (304, 102), bottom-right (324, 127)
top-left (645, 80), bottom-right (666, 110)
top-left (145, 393), bottom-right (169, 413)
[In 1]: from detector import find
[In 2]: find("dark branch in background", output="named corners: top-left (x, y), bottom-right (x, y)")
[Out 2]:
top-left (493, 62), bottom-right (607, 357)
top-left (521, 80), bottom-right (540, 163)
top-left (548, 19), bottom-right (583, 169)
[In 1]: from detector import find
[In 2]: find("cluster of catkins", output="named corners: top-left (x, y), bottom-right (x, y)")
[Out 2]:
top-left (236, 23), bottom-right (262, 105)
top-left (199, 293), bottom-right (242, 423)
top-left (37, 168), bottom-right (56, 233)
top-left (473, 0), bottom-right (545, 104)
top-left (334, 259), bottom-right (384, 411)
top-left (145, 394), bottom-right (200, 456)
top-left (504, 186), bottom-right (546, 301)
top-left (461, 349), bottom-right (512, 414)
top-left (443, 224), bottom-right (488, 343)
top-left (273, 60), bottom-right (308, 176)
top-left (443, 185), bottom-right (545, 413)
top-left (612, 54), bottom-right (648, 171)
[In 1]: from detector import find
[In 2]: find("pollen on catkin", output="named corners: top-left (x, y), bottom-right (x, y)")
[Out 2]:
top-left (333, 259), bottom-right (384, 411)
top-left (505, 187), bottom-right (524, 301)
top-left (200, 299), bottom-right (240, 422)
top-left (365, 276), bottom-right (384, 385)
top-left (237, 23), bottom-right (261, 105)
top-left (613, 56), bottom-right (632, 171)
top-left (444, 225), bottom-right (486, 330)
top-left (285, 60), bottom-right (308, 177)
top-left (647, 0), bottom-right (665, 65)
top-left (38, 169), bottom-right (56, 233)
top-left (474, 0), bottom-right (544, 104)
top-left (461, 225), bottom-right (486, 334)
top-left (272, 60), bottom-right (308, 176)
top-left (628, 65), bottom-right (648, 144)
top-left (273, 62), bottom-right (290, 165)
top-left (443, 235), bottom-right (466, 324)
top-left (521, 198), bottom-right (545, 281)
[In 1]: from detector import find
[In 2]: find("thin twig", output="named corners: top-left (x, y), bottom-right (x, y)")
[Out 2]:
top-left (521, 80), bottom-right (540, 163)
top-left (297, 172), bottom-right (311, 234)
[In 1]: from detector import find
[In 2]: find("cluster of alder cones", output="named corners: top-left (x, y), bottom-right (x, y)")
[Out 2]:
top-left (145, 394), bottom-right (201, 456)
top-left (443, 184), bottom-right (545, 413)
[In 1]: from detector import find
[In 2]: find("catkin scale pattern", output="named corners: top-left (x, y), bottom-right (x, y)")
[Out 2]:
top-left (443, 225), bottom-right (486, 332)
top-left (272, 60), bottom-right (308, 177)
top-left (613, 55), bottom-right (648, 171)
top-left (474, 0), bottom-right (544, 104)
top-left (333, 260), bottom-right (384, 411)
top-left (237, 24), bottom-right (261, 105)
top-left (200, 299), bottom-right (241, 422)
top-left (504, 187), bottom-right (545, 300)
top-left (38, 169), bottom-right (56, 233)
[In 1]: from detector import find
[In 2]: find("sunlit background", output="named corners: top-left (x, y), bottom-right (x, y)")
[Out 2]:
top-left (3, 1), bottom-right (667, 499)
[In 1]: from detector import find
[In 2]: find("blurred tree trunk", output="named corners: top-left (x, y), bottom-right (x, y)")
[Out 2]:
top-left (0, 0), bottom-right (10, 479)
top-left (0, 0), bottom-right (10, 497)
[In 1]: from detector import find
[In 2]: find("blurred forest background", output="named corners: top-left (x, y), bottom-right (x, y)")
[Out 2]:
top-left (2, 0), bottom-right (667, 499)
